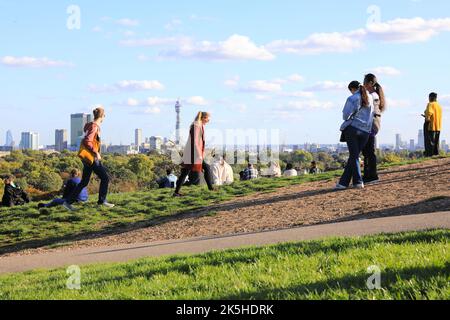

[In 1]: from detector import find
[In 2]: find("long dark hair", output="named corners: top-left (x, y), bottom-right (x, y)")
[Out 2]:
top-left (348, 81), bottom-right (369, 108)
top-left (364, 74), bottom-right (386, 112)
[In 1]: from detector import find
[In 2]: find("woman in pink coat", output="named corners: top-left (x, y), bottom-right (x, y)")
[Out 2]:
top-left (174, 112), bottom-right (215, 197)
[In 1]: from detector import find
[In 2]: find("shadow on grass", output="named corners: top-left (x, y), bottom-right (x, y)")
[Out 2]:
top-left (66, 230), bottom-right (450, 289)
top-left (217, 263), bottom-right (450, 300)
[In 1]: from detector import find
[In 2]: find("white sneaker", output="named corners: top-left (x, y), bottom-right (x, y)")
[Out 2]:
top-left (354, 183), bottom-right (365, 189)
top-left (62, 201), bottom-right (76, 212)
top-left (99, 202), bottom-right (115, 208)
top-left (334, 183), bottom-right (348, 190)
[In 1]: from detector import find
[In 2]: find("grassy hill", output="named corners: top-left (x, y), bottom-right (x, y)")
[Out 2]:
top-left (0, 157), bottom-right (447, 254)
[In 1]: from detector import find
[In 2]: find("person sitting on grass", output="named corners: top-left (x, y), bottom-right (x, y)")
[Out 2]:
top-left (38, 169), bottom-right (88, 209)
top-left (241, 163), bottom-right (259, 181)
top-left (261, 161), bottom-right (282, 178)
top-left (283, 163), bottom-right (298, 177)
top-left (157, 169), bottom-right (178, 189)
top-left (309, 161), bottom-right (320, 175)
top-left (211, 155), bottom-right (234, 186)
top-left (1, 175), bottom-right (30, 207)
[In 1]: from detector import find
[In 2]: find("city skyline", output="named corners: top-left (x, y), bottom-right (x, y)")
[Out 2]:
top-left (0, 1), bottom-right (449, 146)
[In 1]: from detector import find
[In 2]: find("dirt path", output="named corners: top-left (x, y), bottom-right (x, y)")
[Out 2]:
top-left (5, 158), bottom-right (450, 257)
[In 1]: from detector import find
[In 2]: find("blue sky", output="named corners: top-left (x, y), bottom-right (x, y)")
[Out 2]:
top-left (0, 0), bottom-right (449, 146)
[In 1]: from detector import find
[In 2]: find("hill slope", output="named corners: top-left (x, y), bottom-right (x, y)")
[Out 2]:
top-left (4, 157), bottom-right (449, 256)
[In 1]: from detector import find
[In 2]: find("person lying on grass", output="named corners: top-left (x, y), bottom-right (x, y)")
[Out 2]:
top-left (38, 169), bottom-right (88, 209)
top-left (1, 175), bottom-right (30, 207)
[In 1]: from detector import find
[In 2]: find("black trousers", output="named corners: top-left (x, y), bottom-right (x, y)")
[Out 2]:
top-left (175, 162), bottom-right (214, 194)
top-left (424, 122), bottom-right (433, 157)
top-left (68, 160), bottom-right (110, 204)
top-left (429, 131), bottom-right (441, 156)
top-left (362, 135), bottom-right (378, 181)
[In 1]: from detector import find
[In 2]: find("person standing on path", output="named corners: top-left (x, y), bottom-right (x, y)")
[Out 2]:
top-left (336, 81), bottom-right (374, 190)
top-left (174, 112), bottom-right (215, 197)
top-left (424, 92), bottom-right (443, 157)
top-left (362, 74), bottom-right (386, 184)
top-left (63, 107), bottom-right (114, 211)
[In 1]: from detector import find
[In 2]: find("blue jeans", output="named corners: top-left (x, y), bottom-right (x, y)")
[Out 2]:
top-left (68, 160), bottom-right (110, 204)
top-left (339, 126), bottom-right (370, 187)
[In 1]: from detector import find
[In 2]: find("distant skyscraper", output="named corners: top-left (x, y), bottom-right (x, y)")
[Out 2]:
top-left (175, 100), bottom-right (181, 145)
top-left (20, 132), bottom-right (39, 150)
top-left (55, 129), bottom-right (68, 152)
top-left (5, 130), bottom-right (14, 147)
top-left (71, 113), bottom-right (92, 147)
top-left (150, 136), bottom-right (163, 151)
top-left (418, 129), bottom-right (424, 149)
top-left (395, 134), bottom-right (402, 151)
top-left (135, 129), bottom-right (142, 148)
top-left (409, 139), bottom-right (415, 151)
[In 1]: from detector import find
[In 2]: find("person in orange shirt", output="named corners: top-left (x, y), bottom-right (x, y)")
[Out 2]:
top-left (424, 93), bottom-right (443, 156)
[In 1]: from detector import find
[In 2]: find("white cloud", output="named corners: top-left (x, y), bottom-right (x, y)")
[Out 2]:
top-left (386, 98), bottom-right (412, 108)
top-left (306, 81), bottom-right (347, 92)
top-left (266, 17), bottom-right (450, 56)
top-left (92, 26), bottom-right (102, 33)
top-left (186, 96), bottom-right (209, 106)
top-left (267, 32), bottom-right (364, 55)
top-left (126, 98), bottom-right (140, 107)
top-left (366, 17), bottom-right (450, 43)
top-left (161, 34), bottom-right (275, 61)
top-left (284, 100), bottom-right (336, 110)
top-left (143, 107), bottom-right (161, 114)
top-left (240, 80), bottom-right (283, 93)
top-left (278, 91), bottom-right (315, 98)
top-left (287, 74), bottom-right (305, 82)
top-left (367, 66), bottom-right (402, 76)
top-left (1, 56), bottom-right (73, 68)
top-left (165, 19), bottom-right (182, 31)
top-left (119, 36), bottom-right (189, 47)
top-left (116, 18), bottom-right (140, 27)
top-left (224, 76), bottom-right (240, 88)
top-left (146, 97), bottom-right (174, 106)
top-left (89, 80), bottom-right (165, 93)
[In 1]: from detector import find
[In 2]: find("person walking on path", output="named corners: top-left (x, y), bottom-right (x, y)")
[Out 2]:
top-left (424, 92), bottom-right (443, 157)
top-left (362, 74), bottom-right (386, 184)
top-left (63, 107), bottom-right (114, 211)
top-left (174, 112), bottom-right (215, 197)
top-left (336, 81), bottom-right (374, 190)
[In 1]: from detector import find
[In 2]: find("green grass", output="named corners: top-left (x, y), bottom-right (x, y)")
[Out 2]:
top-left (0, 156), bottom-right (446, 253)
top-left (0, 230), bottom-right (448, 300)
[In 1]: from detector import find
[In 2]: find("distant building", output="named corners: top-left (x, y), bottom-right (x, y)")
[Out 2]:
top-left (5, 130), bottom-right (14, 147)
top-left (107, 145), bottom-right (139, 155)
top-left (55, 129), bottom-right (68, 152)
top-left (409, 139), bottom-right (415, 151)
top-left (20, 132), bottom-right (39, 150)
top-left (417, 130), bottom-right (424, 149)
top-left (395, 134), bottom-right (402, 151)
top-left (135, 129), bottom-right (142, 149)
top-left (71, 113), bottom-right (92, 147)
top-left (150, 136), bottom-right (163, 151)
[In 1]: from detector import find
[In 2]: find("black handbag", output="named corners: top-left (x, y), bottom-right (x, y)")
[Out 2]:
top-left (339, 105), bottom-right (364, 143)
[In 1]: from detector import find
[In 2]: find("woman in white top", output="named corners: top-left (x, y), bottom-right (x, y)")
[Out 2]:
top-left (283, 163), bottom-right (298, 177)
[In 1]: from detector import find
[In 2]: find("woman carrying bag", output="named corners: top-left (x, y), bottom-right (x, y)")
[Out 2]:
top-left (174, 111), bottom-right (215, 197)
top-left (63, 107), bottom-right (114, 211)
top-left (336, 81), bottom-right (375, 190)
